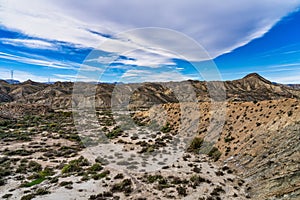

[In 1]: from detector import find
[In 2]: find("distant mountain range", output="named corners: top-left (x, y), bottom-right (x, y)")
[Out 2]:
top-left (0, 73), bottom-right (299, 109)
top-left (2, 75), bottom-right (299, 88)
top-left (284, 83), bottom-right (300, 90)
top-left (2, 79), bottom-right (21, 84)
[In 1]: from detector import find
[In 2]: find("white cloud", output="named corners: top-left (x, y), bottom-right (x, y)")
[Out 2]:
top-left (53, 74), bottom-right (90, 82)
top-left (121, 69), bottom-right (197, 83)
top-left (0, 0), bottom-right (299, 62)
top-left (271, 75), bottom-right (300, 84)
top-left (0, 51), bottom-right (105, 73)
top-left (1, 38), bottom-right (58, 50)
top-left (116, 49), bottom-right (176, 68)
top-left (0, 51), bottom-right (76, 69)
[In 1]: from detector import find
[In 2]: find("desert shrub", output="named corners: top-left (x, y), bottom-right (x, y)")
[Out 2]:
top-left (62, 133), bottom-right (81, 142)
top-left (16, 163), bottom-right (27, 173)
top-left (2, 194), bottom-right (13, 199)
top-left (20, 194), bottom-right (35, 200)
top-left (140, 145), bottom-right (155, 154)
top-left (114, 173), bottom-right (124, 179)
top-left (187, 137), bottom-right (203, 153)
top-left (0, 168), bottom-right (11, 178)
top-left (50, 176), bottom-right (59, 183)
top-left (4, 149), bottom-right (33, 156)
top-left (28, 161), bottom-right (42, 172)
top-left (59, 181), bottom-right (73, 187)
top-left (156, 179), bottom-right (171, 190)
top-left (35, 188), bottom-right (50, 196)
top-left (95, 157), bottom-right (109, 165)
top-left (89, 192), bottom-right (113, 199)
top-left (130, 134), bottom-right (139, 140)
top-left (61, 156), bottom-right (89, 174)
top-left (208, 147), bottom-right (222, 161)
top-left (39, 167), bottom-right (55, 177)
top-left (176, 186), bottom-right (187, 196)
top-left (161, 122), bottom-right (172, 133)
top-left (88, 163), bottom-right (103, 172)
top-left (0, 179), bottom-right (6, 186)
top-left (215, 171), bottom-right (224, 176)
top-left (0, 120), bottom-right (10, 126)
top-left (106, 126), bottom-right (123, 139)
top-left (190, 175), bottom-right (208, 185)
top-left (211, 186), bottom-right (225, 196)
top-left (146, 175), bottom-right (163, 183)
top-left (26, 167), bottom-right (55, 186)
top-left (224, 136), bottom-right (235, 143)
top-left (111, 179), bottom-right (132, 195)
top-left (92, 170), bottom-right (110, 180)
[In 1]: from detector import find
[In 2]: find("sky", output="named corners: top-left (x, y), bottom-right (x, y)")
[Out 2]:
top-left (0, 0), bottom-right (300, 83)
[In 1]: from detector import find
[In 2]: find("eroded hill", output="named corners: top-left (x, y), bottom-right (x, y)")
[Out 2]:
top-left (0, 73), bottom-right (299, 110)
top-left (134, 98), bottom-right (300, 200)
top-left (0, 73), bottom-right (299, 199)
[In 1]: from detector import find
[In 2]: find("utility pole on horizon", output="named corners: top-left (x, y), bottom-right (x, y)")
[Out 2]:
top-left (10, 70), bottom-right (14, 80)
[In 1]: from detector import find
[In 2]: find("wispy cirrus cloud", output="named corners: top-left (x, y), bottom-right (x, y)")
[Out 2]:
top-left (0, 0), bottom-right (300, 83)
top-left (1, 38), bottom-right (58, 50)
top-left (121, 69), bottom-right (198, 83)
top-left (0, 51), bottom-right (75, 69)
top-left (1, 0), bottom-right (299, 59)
top-left (271, 74), bottom-right (300, 84)
top-left (53, 74), bottom-right (89, 81)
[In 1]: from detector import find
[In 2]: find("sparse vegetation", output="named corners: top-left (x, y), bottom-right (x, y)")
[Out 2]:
top-left (161, 122), bottom-right (172, 133)
top-left (111, 179), bottom-right (133, 195)
top-left (187, 137), bottom-right (203, 153)
top-left (208, 147), bottom-right (222, 161)
top-left (61, 156), bottom-right (90, 174)
top-left (0, 76), bottom-right (299, 199)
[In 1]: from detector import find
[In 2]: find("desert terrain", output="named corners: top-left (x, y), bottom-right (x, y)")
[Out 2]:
top-left (0, 73), bottom-right (299, 200)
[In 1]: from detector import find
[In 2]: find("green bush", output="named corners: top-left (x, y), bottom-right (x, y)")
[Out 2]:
top-left (35, 188), bottom-right (50, 195)
top-left (59, 181), bottom-right (73, 186)
top-left (111, 179), bottom-right (132, 195)
top-left (21, 177), bottom-right (46, 187)
top-left (89, 163), bottom-right (103, 172)
top-left (224, 136), bottom-right (235, 143)
top-left (28, 161), bottom-right (42, 172)
top-left (187, 137), bottom-right (203, 153)
top-left (161, 122), bottom-right (172, 133)
top-left (4, 149), bottom-right (33, 156)
top-left (39, 167), bottom-right (55, 177)
top-left (61, 156), bottom-right (89, 174)
top-left (21, 194), bottom-right (35, 200)
top-left (208, 147), bottom-right (222, 161)
top-left (190, 175), bottom-right (207, 185)
top-left (106, 126), bottom-right (123, 139)
top-left (146, 175), bottom-right (163, 183)
top-left (176, 186), bottom-right (187, 196)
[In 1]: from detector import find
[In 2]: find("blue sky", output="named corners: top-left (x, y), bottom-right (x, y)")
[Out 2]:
top-left (0, 0), bottom-right (300, 83)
